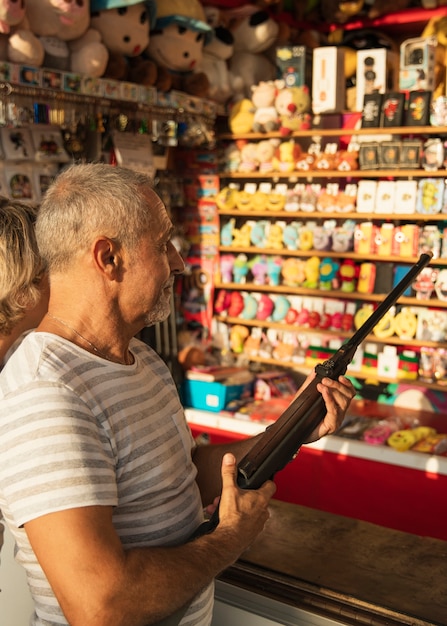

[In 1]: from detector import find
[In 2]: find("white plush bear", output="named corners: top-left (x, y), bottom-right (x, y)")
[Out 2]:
top-left (25, 0), bottom-right (108, 77)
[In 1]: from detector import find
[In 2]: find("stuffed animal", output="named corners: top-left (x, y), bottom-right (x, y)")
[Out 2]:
top-left (421, 15), bottom-right (447, 101)
top-left (255, 138), bottom-right (278, 173)
top-left (24, 0), bottom-right (108, 77)
top-left (146, 0), bottom-right (212, 98)
top-left (274, 85), bottom-right (311, 136)
top-left (251, 80), bottom-right (280, 133)
top-left (199, 6), bottom-right (243, 104)
top-left (227, 7), bottom-right (281, 101)
top-left (228, 98), bottom-right (255, 134)
top-left (0, 0), bottom-right (44, 67)
top-left (90, 0), bottom-right (166, 88)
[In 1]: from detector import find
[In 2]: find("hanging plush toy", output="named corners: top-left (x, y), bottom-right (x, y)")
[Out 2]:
top-left (90, 0), bottom-right (169, 88)
top-left (25, 0), bottom-right (109, 77)
top-left (145, 0), bottom-right (212, 98)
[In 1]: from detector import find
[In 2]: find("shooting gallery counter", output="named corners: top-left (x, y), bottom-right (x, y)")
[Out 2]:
top-left (185, 401), bottom-right (447, 542)
top-left (214, 499), bottom-right (447, 626)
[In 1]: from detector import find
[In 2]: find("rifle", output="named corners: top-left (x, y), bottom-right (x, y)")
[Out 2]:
top-left (191, 252), bottom-right (433, 540)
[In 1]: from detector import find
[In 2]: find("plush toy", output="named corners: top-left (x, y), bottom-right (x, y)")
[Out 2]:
top-left (90, 0), bottom-right (166, 88)
top-left (0, 0), bottom-right (44, 67)
top-left (251, 80), bottom-right (280, 133)
top-left (255, 139), bottom-right (278, 173)
top-left (25, 0), bottom-right (108, 77)
top-left (274, 85), bottom-right (311, 136)
top-left (250, 220), bottom-right (268, 247)
top-left (281, 257), bottom-right (306, 286)
top-left (319, 257), bottom-right (340, 290)
top-left (421, 15), bottom-right (447, 101)
top-left (265, 223), bottom-right (284, 250)
top-left (228, 98), bottom-right (255, 134)
top-left (267, 256), bottom-right (282, 286)
top-left (241, 293), bottom-right (258, 320)
top-left (303, 256), bottom-right (320, 289)
top-left (339, 259), bottom-right (358, 292)
top-left (266, 191), bottom-right (286, 212)
top-left (227, 7), bottom-right (281, 101)
top-left (199, 6), bottom-right (242, 104)
top-left (249, 254), bottom-right (269, 284)
top-left (146, 0), bottom-right (212, 98)
top-left (272, 139), bottom-right (301, 173)
top-left (238, 141), bottom-right (258, 173)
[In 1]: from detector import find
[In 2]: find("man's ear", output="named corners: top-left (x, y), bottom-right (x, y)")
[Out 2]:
top-left (93, 237), bottom-right (120, 279)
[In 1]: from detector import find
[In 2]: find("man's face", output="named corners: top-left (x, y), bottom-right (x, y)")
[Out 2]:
top-left (123, 191), bottom-right (185, 329)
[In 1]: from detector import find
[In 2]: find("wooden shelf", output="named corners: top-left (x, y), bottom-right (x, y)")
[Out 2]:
top-left (218, 246), bottom-right (447, 267)
top-left (219, 125), bottom-right (447, 141)
top-left (218, 209), bottom-right (447, 222)
top-left (220, 168), bottom-right (447, 179)
top-left (215, 314), bottom-right (447, 349)
top-left (214, 282), bottom-right (447, 309)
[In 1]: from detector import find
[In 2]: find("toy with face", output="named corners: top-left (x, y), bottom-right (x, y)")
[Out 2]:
top-left (90, 0), bottom-right (161, 86)
top-left (0, 0), bottom-right (44, 66)
top-left (25, 0), bottom-right (108, 76)
top-left (146, 0), bottom-right (212, 97)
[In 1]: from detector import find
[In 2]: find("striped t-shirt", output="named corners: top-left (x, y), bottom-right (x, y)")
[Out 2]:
top-left (0, 332), bottom-right (213, 625)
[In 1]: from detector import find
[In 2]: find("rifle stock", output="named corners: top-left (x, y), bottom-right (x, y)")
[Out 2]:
top-left (191, 252), bottom-right (433, 539)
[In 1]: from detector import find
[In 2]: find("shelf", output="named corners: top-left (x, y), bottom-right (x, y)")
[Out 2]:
top-left (219, 125), bottom-right (447, 141)
top-left (218, 246), bottom-right (447, 267)
top-left (215, 282), bottom-right (447, 308)
top-left (214, 314), bottom-right (447, 349)
top-left (220, 169), bottom-right (447, 179)
top-left (240, 355), bottom-right (447, 391)
top-left (218, 209), bottom-right (447, 222)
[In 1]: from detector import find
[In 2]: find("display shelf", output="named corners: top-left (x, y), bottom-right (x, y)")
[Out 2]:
top-left (214, 282), bottom-right (447, 308)
top-left (218, 245), bottom-right (447, 267)
top-left (214, 123), bottom-right (447, 405)
top-left (214, 313), bottom-right (447, 349)
top-left (219, 125), bottom-right (447, 141)
top-left (219, 169), bottom-right (447, 179)
top-left (218, 209), bottom-right (447, 222)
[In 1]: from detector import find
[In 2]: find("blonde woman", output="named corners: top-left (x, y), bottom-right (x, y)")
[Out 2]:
top-left (0, 198), bottom-right (49, 569)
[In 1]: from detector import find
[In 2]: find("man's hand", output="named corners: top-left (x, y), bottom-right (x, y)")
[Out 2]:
top-left (299, 372), bottom-right (355, 443)
top-left (214, 453), bottom-right (276, 548)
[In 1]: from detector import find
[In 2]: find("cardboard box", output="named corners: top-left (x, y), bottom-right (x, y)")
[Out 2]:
top-left (399, 36), bottom-right (437, 93)
top-left (356, 48), bottom-right (398, 113)
top-left (395, 180), bottom-right (417, 214)
top-left (312, 47), bottom-right (345, 113)
top-left (276, 45), bottom-right (312, 88)
top-left (356, 180), bottom-right (377, 213)
top-left (181, 379), bottom-right (253, 412)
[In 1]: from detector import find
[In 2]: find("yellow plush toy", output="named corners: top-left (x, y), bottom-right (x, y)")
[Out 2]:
top-left (421, 15), bottom-right (447, 100)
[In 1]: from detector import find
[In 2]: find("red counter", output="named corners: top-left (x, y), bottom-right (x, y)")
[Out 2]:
top-left (186, 407), bottom-right (447, 541)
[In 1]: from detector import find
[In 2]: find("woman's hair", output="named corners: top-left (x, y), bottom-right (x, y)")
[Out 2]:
top-left (36, 162), bottom-right (157, 273)
top-left (0, 198), bottom-right (45, 335)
